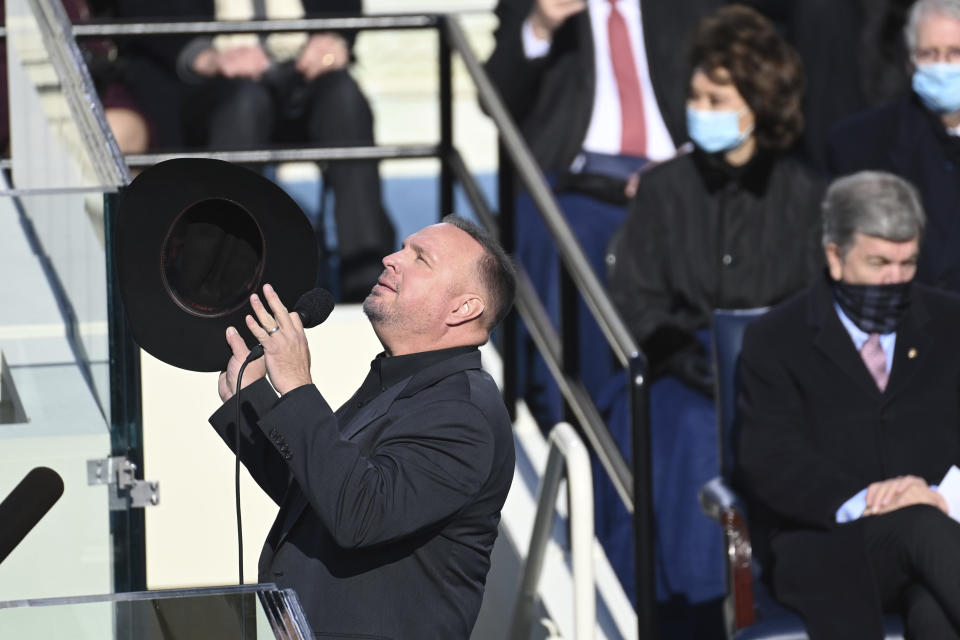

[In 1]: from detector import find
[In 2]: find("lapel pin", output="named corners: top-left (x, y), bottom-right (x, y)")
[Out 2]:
top-left (908, 348), bottom-right (917, 359)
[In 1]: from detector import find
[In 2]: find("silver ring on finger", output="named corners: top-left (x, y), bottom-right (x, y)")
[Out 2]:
top-left (267, 325), bottom-right (281, 335)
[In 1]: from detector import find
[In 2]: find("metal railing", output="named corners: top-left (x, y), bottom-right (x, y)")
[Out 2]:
top-left (57, 12), bottom-right (656, 637)
top-left (509, 422), bottom-right (595, 640)
top-left (443, 16), bottom-right (656, 636)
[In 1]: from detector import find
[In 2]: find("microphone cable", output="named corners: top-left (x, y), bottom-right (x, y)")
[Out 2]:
top-left (234, 358), bottom-right (257, 587)
top-left (234, 358), bottom-right (257, 640)
top-left (227, 288), bottom-right (333, 636)
top-left (232, 340), bottom-right (270, 586)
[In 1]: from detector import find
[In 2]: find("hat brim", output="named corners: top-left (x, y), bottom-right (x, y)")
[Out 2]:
top-left (115, 158), bottom-right (318, 372)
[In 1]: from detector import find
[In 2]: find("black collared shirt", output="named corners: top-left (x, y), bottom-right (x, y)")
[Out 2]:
top-left (338, 345), bottom-right (478, 426)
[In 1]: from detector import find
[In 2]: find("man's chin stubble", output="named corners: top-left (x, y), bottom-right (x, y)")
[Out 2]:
top-left (361, 297), bottom-right (380, 322)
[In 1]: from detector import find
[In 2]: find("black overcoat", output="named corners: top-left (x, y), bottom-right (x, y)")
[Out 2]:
top-left (828, 93), bottom-right (960, 293)
top-left (738, 277), bottom-right (960, 636)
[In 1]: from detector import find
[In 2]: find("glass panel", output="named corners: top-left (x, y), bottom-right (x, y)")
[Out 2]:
top-left (0, 0), bottom-right (130, 604)
top-left (0, 184), bottom-right (114, 602)
top-left (0, 586), bottom-right (310, 640)
top-left (5, 0), bottom-right (129, 422)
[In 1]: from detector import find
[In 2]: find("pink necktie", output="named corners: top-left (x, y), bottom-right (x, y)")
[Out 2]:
top-left (860, 333), bottom-right (889, 391)
top-left (607, 0), bottom-right (647, 156)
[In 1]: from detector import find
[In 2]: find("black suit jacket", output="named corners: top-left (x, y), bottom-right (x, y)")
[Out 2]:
top-left (737, 276), bottom-right (960, 635)
top-left (484, 0), bottom-right (723, 172)
top-left (209, 349), bottom-right (515, 639)
top-left (827, 93), bottom-right (960, 293)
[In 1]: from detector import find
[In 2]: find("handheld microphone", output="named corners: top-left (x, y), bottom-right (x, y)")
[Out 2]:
top-left (244, 287), bottom-right (335, 364)
top-left (0, 467), bottom-right (65, 565)
top-left (233, 287), bottom-right (333, 585)
top-left (291, 287), bottom-right (336, 329)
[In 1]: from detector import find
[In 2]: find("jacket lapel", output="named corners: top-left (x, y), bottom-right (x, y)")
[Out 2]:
top-left (269, 385), bottom-right (406, 551)
top-left (337, 350), bottom-right (484, 441)
top-left (339, 380), bottom-right (407, 441)
top-left (809, 277), bottom-right (933, 401)
top-left (881, 291), bottom-right (932, 405)
top-left (272, 350), bottom-right (484, 547)
top-left (809, 278), bottom-right (884, 398)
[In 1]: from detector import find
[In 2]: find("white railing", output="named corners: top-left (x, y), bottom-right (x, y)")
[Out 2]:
top-left (510, 422), bottom-right (595, 640)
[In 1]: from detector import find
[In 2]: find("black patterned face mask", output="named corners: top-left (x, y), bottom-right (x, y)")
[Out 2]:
top-left (830, 275), bottom-right (912, 334)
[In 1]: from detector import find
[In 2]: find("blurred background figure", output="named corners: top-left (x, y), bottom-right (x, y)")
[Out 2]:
top-left (601, 6), bottom-right (824, 636)
top-left (747, 0), bottom-right (915, 172)
top-left (174, 0), bottom-right (395, 302)
top-left (483, 0), bottom-right (722, 432)
top-left (828, 0), bottom-right (960, 294)
top-left (0, 0), bottom-right (184, 156)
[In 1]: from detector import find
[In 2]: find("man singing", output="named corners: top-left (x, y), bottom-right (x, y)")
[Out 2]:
top-left (210, 216), bottom-right (516, 639)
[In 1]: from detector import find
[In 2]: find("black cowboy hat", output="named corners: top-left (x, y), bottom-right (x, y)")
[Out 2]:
top-left (114, 158), bottom-right (319, 372)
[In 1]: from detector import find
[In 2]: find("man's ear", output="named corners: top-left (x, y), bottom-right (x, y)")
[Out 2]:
top-left (825, 243), bottom-right (844, 281)
top-left (446, 294), bottom-right (485, 326)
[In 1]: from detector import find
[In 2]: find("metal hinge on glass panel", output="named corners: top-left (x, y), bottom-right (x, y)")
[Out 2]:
top-left (86, 456), bottom-right (159, 510)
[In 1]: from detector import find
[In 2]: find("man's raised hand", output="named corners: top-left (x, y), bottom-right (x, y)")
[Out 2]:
top-left (246, 283), bottom-right (313, 396)
top-left (218, 326), bottom-right (265, 402)
top-left (529, 0), bottom-right (587, 41)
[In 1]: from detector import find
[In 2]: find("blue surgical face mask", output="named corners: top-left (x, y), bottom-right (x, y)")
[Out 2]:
top-left (686, 106), bottom-right (754, 154)
top-left (912, 63), bottom-right (960, 114)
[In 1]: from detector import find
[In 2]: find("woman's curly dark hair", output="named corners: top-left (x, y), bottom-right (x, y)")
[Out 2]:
top-left (689, 5), bottom-right (805, 150)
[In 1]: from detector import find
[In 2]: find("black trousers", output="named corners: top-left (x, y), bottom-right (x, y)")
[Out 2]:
top-left (775, 504), bottom-right (960, 639)
top-left (183, 66), bottom-right (396, 301)
top-left (865, 504), bottom-right (960, 639)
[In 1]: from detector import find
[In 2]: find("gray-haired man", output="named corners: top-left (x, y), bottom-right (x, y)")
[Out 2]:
top-left (739, 171), bottom-right (960, 638)
top-left (828, 0), bottom-right (960, 293)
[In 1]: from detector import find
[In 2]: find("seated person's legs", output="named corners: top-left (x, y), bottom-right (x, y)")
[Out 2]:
top-left (864, 504), bottom-right (960, 636)
top-left (302, 69), bottom-right (395, 301)
top-left (106, 107), bottom-right (149, 155)
top-left (184, 78), bottom-right (276, 149)
top-left (211, 79), bottom-right (274, 148)
top-left (903, 584), bottom-right (960, 640)
top-left (100, 81), bottom-right (154, 155)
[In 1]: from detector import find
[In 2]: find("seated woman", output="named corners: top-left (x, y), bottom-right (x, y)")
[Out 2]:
top-left (599, 4), bottom-right (825, 631)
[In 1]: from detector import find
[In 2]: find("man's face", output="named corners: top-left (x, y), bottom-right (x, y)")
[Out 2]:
top-left (362, 223), bottom-right (483, 349)
top-left (825, 233), bottom-right (919, 285)
top-left (913, 12), bottom-right (960, 66)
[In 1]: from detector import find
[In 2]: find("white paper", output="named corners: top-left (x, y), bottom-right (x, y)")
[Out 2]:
top-left (938, 464), bottom-right (960, 523)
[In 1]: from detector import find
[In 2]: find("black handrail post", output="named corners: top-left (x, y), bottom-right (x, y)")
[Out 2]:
top-left (498, 141), bottom-right (518, 420)
top-left (629, 354), bottom-right (656, 638)
top-left (438, 16), bottom-right (454, 220)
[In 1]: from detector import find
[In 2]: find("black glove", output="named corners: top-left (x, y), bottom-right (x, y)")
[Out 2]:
top-left (662, 345), bottom-right (714, 398)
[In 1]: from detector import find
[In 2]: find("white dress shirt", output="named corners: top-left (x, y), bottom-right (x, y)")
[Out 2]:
top-left (521, 0), bottom-right (676, 162)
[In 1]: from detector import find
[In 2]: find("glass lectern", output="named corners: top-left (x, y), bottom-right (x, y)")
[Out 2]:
top-left (0, 584), bottom-right (313, 639)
